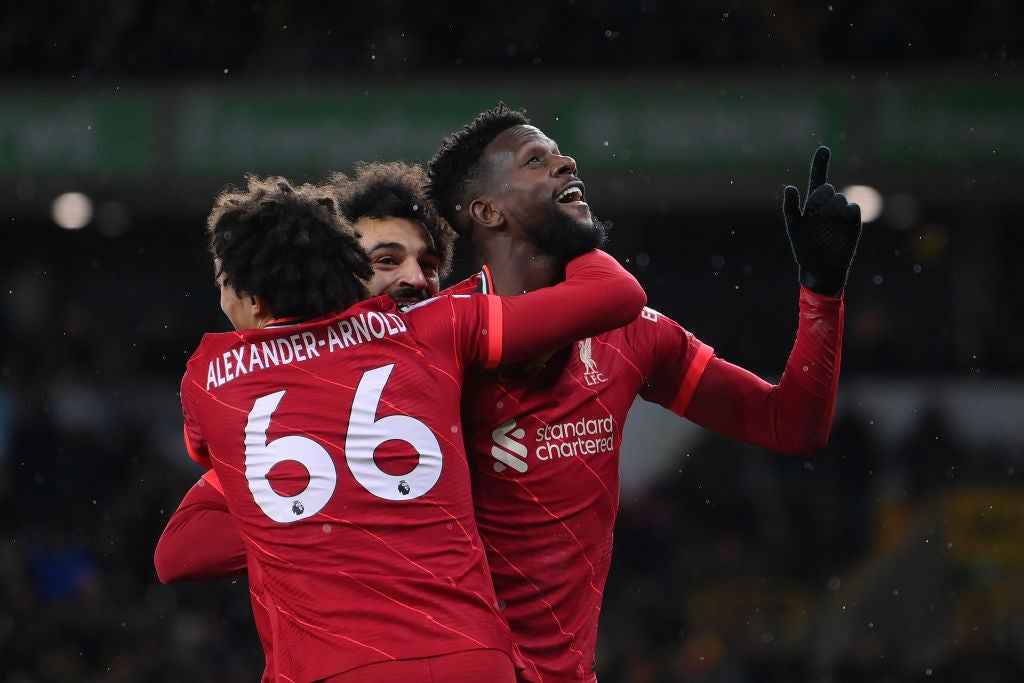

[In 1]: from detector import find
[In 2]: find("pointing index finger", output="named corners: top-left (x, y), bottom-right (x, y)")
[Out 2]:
top-left (807, 146), bottom-right (831, 198)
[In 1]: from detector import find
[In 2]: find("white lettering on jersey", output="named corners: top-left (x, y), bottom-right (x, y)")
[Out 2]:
top-left (534, 417), bottom-right (615, 462)
top-left (206, 311), bottom-right (408, 390)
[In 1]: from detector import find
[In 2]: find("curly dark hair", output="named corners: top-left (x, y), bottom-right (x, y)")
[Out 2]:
top-left (426, 102), bottom-right (530, 240)
top-left (206, 176), bottom-right (371, 320)
top-left (327, 161), bottom-right (456, 280)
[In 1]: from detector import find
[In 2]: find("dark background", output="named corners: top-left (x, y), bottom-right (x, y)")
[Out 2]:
top-left (2, 2), bottom-right (1022, 681)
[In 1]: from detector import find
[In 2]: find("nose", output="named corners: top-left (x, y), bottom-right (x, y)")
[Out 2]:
top-left (399, 262), bottom-right (428, 289)
top-left (553, 153), bottom-right (577, 177)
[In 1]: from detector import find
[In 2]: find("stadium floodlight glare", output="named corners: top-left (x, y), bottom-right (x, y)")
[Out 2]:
top-left (840, 184), bottom-right (882, 224)
top-left (52, 192), bottom-right (94, 230)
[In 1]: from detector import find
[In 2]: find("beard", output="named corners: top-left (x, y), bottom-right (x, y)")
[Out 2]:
top-left (524, 204), bottom-right (608, 262)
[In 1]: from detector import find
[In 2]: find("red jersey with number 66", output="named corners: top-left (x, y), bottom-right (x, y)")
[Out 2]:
top-left (178, 249), bottom-right (647, 683)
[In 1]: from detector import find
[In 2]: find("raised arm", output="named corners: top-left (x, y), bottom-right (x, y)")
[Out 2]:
top-left (681, 146), bottom-right (862, 453)
top-left (154, 470), bottom-right (248, 583)
top-left (496, 249), bottom-right (646, 366)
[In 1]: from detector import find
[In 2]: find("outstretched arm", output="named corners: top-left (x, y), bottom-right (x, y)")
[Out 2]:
top-left (681, 146), bottom-right (861, 453)
top-left (495, 249), bottom-right (646, 366)
top-left (154, 470), bottom-right (248, 583)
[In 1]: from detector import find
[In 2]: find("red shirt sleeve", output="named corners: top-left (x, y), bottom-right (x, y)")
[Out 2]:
top-left (682, 287), bottom-right (844, 454)
top-left (180, 371), bottom-right (212, 469)
top-left (154, 469), bottom-right (248, 583)
top-left (494, 249), bottom-right (646, 367)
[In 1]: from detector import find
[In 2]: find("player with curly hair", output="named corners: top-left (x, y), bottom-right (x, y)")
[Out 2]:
top-left (164, 171), bottom-right (647, 682)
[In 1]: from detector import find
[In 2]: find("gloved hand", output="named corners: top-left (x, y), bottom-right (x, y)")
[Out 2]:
top-left (783, 146), bottom-right (862, 296)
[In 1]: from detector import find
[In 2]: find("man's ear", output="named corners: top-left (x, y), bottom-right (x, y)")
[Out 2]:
top-left (251, 294), bottom-right (273, 322)
top-left (469, 198), bottom-right (505, 231)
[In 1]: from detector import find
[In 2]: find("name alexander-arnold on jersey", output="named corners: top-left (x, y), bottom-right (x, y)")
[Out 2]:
top-left (205, 311), bottom-right (407, 389)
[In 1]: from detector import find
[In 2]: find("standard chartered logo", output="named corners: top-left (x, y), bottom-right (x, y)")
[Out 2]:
top-left (491, 419), bottom-right (528, 473)
top-left (535, 417), bottom-right (614, 461)
top-left (489, 416), bottom-right (616, 473)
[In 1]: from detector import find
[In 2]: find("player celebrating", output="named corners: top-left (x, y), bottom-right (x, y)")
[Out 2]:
top-left (326, 161), bottom-right (455, 305)
top-left (155, 162), bottom-right (458, 681)
top-left (425, 103), bottom-right (862, 682)
top-left (174, 175), bottom-right (645, 682)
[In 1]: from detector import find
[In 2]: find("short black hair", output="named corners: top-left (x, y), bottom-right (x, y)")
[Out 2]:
top-left (427, 102), bottom-right (530, 240)
top-left (327, 161), bottom-right (456, 280)
top-left (207, 176), bottom-right (371, 319)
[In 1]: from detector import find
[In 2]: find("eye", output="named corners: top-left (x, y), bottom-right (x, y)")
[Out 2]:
top-left (374, 256), bottom-right (398, 267)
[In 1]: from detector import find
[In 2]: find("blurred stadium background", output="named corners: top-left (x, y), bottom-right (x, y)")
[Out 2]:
top-left (2, 2), bottom-right (1023, 681)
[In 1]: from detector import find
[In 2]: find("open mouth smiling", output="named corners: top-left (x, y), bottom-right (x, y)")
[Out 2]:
top-left (556, 182), bottom-right (586, 204)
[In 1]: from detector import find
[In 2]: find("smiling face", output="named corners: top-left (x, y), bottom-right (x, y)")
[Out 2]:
top-left (354, 216), bottom-right (440, 304)
top-left (477, 124), bottom-right (606, 260)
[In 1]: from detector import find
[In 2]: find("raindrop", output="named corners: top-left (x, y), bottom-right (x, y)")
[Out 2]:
top-left (873, 274), bottom-right (884, 285)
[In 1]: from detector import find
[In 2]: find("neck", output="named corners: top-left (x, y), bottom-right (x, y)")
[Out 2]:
top-left (473, 234), bottom-right (563, 296)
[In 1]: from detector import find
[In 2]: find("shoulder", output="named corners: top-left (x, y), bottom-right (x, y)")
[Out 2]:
top-left (441, 271), bottom-right (486, 296)
top-left (612, 306), bottom-right (685, 335)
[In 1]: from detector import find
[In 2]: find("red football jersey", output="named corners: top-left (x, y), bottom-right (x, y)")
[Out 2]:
top-left (178, 250), bottom-right (647, 682)
top-left (462, 303), bottom-right (710, 683)
top-left (457, 269), bottom-right (842, 683)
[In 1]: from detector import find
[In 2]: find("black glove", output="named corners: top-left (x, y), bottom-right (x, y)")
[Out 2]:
top-left (782, 146), bottom-right (862, 296)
